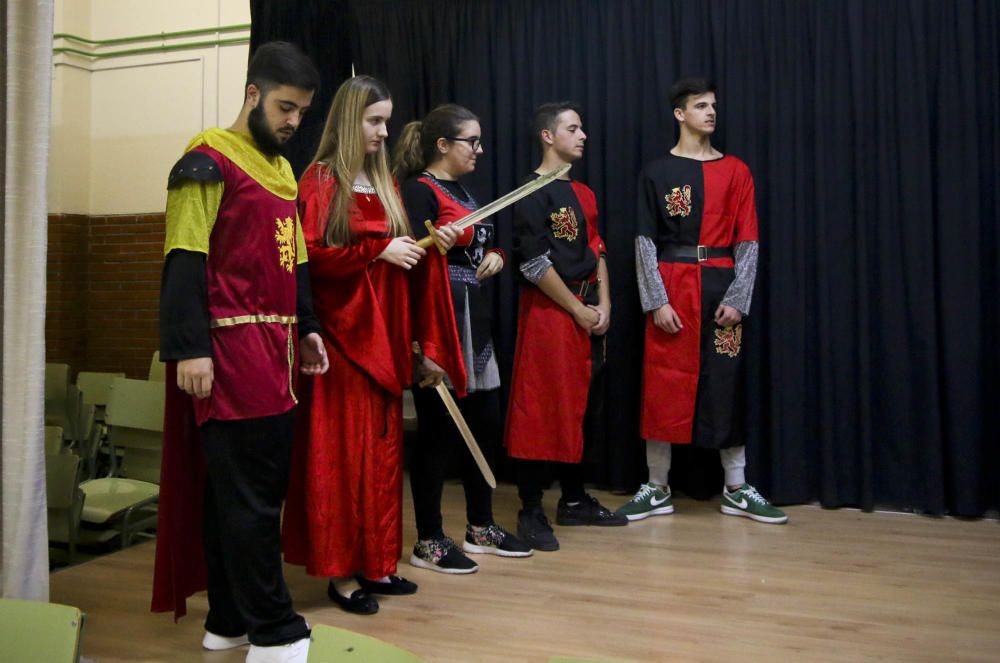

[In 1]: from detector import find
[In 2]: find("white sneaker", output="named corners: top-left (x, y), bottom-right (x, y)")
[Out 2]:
top-left (202, 631), bottom-right (249, 650)
top-left (246, 637), bottom-right (310, 663)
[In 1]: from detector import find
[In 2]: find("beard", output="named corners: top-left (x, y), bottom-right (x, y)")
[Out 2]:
top-left (248, 105), bottom-right (288, 157)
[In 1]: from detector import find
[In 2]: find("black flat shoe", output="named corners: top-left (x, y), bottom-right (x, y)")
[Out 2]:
top-left (327, 581), bottom-right (379, 615)
top-left (355, 574), bottom-right (418, 595)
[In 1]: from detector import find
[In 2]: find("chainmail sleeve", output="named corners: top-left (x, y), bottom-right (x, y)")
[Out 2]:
top-left (636, 236), bottom-right (668, 312)
top-left (519, 251), bottom-right (554, 285)
top-left (720, 240), bottom-right (758, 316)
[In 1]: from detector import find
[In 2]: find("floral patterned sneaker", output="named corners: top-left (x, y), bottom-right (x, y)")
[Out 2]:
top-left (409, 536), bottom-right (479, 574)
top-left (462, 523), bottom-right (533, 557)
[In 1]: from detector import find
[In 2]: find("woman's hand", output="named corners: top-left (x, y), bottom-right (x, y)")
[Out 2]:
top-left (475, 252), bottom-right (504, 281)
top-left (378, 236), bottom-right (426, 269)
top-left (416, 355), bottom-right (446, 387)
top-left (433, 223), bottom-right (461, 251)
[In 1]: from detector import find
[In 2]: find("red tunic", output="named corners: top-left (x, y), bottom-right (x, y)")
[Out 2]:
top-left (638, 155), bottom-right (758, 445)
top-left (282, 163), bottom-right (462, 578)
top-left (152, 130), bottom-right (300, 618)
top-left (505, 179), bottom-right (606, 462)
top-left (194, 144), bottom-right (300, 424)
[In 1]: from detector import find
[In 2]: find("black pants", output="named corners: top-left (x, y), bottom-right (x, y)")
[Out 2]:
top-left (517, 459), bottom-right (586, 509)
top-left (410, 387), bottom-right (498, 540)
top-left (200, 413), bottom-right (308, 646)
top-left (516, 333), bottom-right (607, 509)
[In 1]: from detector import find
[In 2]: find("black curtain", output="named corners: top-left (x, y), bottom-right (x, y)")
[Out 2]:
top-left (249, 0), bottom-right (355, 176)
top-left (256, 0), bottom-right (1000, 517)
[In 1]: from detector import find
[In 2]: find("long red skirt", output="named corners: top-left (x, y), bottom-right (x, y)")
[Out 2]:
top-left (282, 339), bottom-right (403, 579)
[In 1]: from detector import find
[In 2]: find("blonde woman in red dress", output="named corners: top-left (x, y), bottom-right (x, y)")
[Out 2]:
top-left (282, 76), bottom-right (462, 615)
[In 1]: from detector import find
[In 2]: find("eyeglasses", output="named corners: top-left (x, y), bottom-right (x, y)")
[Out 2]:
top-left (446, 136), bottom-right (482, 150)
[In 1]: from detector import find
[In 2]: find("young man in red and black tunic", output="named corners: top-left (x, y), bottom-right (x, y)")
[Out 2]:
top-left (615, 77), bottom-right (787, 525)
top-left (506, 102), bottom-right (627, 552)
top-left (152, 42), bottom-right (329, 663)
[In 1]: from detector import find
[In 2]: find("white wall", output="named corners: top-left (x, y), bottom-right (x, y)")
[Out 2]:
top-left (49, 0), bottom-right (251, 215)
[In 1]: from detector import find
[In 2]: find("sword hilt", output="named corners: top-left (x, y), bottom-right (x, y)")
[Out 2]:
top-left (416, 220), bottom-right (448, 254)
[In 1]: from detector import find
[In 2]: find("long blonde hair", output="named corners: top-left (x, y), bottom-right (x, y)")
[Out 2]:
top-left (311, 75), bottom-right (410, 247)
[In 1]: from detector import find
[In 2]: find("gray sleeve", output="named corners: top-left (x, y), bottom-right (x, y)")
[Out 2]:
top-left (519, 251), bottom-right (553, 285)
top-left (636, 236), bottom-right (668, 313)
top-left (721, 240), bottom-right (758, 316)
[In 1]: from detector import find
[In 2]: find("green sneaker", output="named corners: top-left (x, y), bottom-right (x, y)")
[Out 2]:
top-left (615, 482), bottom-right (674, 521)
top-left (720, 484), bottom-right (788, 524)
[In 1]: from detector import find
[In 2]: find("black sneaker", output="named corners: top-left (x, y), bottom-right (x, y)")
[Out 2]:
top-left (556, 494), bottom-right (629, 526)
top-left (516, 506), bottom-right (560, 552)
top-left (356, 574), bottom-right (419, 595)
top-left (463, 523), bottom-right (534, 558)
top-left (409, 537), bottom-right (479, 574)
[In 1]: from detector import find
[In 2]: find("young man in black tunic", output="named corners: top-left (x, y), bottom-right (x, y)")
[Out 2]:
top-left (616, 77), bottom-right (787, 525)
top-left (505, 102), bottom-right (627, 552)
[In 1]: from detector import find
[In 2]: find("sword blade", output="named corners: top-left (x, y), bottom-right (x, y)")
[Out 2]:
top-left (453, 162), bottom-right (571, 231)
top-left (433, 382), bottom-right (497, 489)
top-left (416, 162), bottom-right (571, 250)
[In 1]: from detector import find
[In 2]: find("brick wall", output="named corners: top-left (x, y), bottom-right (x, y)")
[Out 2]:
top-left (47, 214), bottom-right (90, 372)
top-left (46, 213), bottom-right (165, 379)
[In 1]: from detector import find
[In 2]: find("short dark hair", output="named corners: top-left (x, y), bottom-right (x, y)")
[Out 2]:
top-left (246, 41), bottom-right (320, 97)
top-left (532, 101), bottom-right (583, 144)
top-left (670, 77), bottom-right (717, 111)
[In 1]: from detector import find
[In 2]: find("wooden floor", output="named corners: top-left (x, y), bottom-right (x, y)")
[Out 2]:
top-left (51, 482), bottom-right (1000, 663)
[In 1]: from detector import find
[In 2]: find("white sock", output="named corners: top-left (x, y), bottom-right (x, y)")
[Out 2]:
top-left (646, 440), bottom-right (672, 488)
top-left (720, 446), bottom-right (747, 488)
top-left (331, 577), bottom-right (361, 598)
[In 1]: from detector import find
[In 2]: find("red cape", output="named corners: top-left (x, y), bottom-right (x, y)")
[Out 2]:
top-left (150, 363), bottom-right (206, 619)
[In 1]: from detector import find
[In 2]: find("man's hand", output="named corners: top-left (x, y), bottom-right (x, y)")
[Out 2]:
top-left (300, 333), bottom-right (329, 375)
top-left (177, 357), bottom-right (214, 399)
top-left (433, 223), bottom-right (461, 252)
top-left (475, 252), bottom-right (503, 281)
top-left (378, 236), bottom-right (426, 269)
top-left (652, 303), bottom-right (683, 334)
top-left (714, 304), bottom-right (742, 327)
top-left (572, 304), bottom-right (600, 335)
top-left (589, 302), bottom-right (611, 336)
top-left (416, 355), bottom-right (446, 387)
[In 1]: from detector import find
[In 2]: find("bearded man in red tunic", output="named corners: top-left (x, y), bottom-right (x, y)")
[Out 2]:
top-left (152, 42), bottom-right (328, 663)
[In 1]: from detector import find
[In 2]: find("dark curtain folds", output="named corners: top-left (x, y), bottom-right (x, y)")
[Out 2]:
top-left (258, 0), bottom-right (999, 517)
top-left (249, 0), bottom-right (355, 176)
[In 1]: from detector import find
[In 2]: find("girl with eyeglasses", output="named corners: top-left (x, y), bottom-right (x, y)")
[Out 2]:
top-left (392, 104), bottom-right (533, 575)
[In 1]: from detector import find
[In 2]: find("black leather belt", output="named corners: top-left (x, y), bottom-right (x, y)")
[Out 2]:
top-left (659, 244), bottom-right (733, 262)
top-left (564, 278), bottom-right (598, 298)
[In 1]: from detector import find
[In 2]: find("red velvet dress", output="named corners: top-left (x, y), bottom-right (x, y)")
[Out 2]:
top-left (282, 163), bottom-right (463, 579)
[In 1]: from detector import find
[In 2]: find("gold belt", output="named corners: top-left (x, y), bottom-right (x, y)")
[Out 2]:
top-left (209, 313), bottom-right (299, 404)
top-left (210, 314), bottom-right (298, 328)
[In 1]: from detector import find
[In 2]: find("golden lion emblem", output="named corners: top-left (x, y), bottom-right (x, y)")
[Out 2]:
top-left (550, 206), bottom-right (579, 241)
top-left (665, 185), bottom-right (693, 217)
top-left (274, 217), bottom-right (296, 273)
top-left (714, 324), bottom-right (742, 358)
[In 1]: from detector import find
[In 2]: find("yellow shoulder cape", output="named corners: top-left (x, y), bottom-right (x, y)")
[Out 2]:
top-left (185, 128), bottom-right (297, 201)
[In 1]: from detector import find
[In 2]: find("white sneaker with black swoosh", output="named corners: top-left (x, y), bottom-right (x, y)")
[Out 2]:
top-left (721, 484), bottom-right (788, 524)
top-left (615, 482), bottom-right (674, 521)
